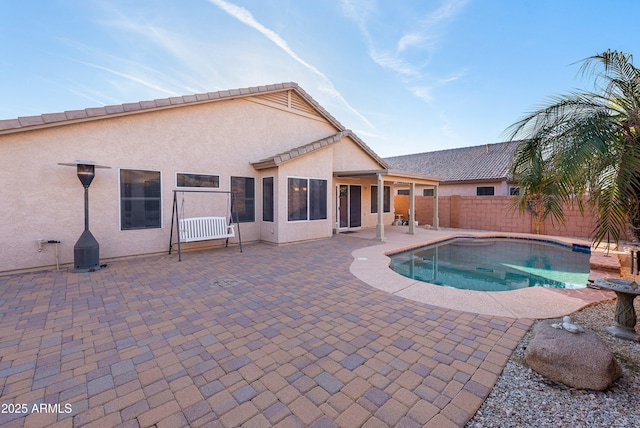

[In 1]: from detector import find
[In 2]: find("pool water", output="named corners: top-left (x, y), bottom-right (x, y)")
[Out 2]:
top-left (389, 237), bottom-right (591, 291)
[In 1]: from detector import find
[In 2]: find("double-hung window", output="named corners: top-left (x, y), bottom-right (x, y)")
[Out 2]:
top-left (288, 177), bottom-right (327, 221)
top-left (120, 169), bottom-right (161, 230)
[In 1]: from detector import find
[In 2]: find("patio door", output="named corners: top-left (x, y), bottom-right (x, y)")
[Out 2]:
top-left (338, 185), bottom-right (361, 229)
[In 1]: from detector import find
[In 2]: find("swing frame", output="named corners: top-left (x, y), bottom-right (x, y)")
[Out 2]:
top-left (168, 189), bottom-right (243, 261)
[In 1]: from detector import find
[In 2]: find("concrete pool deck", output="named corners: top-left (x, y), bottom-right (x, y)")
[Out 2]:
top-left (349, 227), bottom-right (616, 319)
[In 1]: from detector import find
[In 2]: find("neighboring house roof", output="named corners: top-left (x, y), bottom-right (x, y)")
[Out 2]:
top-left (384, 141), bottom-right (522, 183)
top-left (0, 81), bottom-right (388, 170)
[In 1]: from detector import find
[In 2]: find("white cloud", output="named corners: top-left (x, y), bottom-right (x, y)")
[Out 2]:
top-left (80, 62), bottom-right (181, 96)
top-left (341, 0), bottom-right (469, 101)
top-left (369, 49), bottom-right (420, 78)
top-left (92, 18), bottom-right (223, 94)
top-left (208, 0), bottom-right (375, 130)
top-left (438, 70), bottom-right (467, 85)
top-left (397, 33), bottom-right (433, 53)
top-left (63, 0), bottom-right (377, 131)
top-left (66, 87), bottom-right (109, 107)
top-left (410, 86), bottom-right (434, 103)
top-left (398, 0), bottom-right (469, 53)
top-left (339, 0), bottom-right (375, 35)
top-left (439, 112), bottom-right (462, 142)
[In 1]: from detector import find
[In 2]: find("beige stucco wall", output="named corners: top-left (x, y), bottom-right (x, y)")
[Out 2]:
top-left (439, 181), bottom-right (511, 196)
top-left (332, 139), bottom-right (381, 172)
top-left (332, 139), bottom-right (396, 228)
top-left (397, 181), bottom-right (512, 197)
top-left (1, 96), bottom-right (386, 273)
top-left (275, 147), bottom-right (334, 243)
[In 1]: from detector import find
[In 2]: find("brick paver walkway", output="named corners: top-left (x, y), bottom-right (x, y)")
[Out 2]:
top-left (0, 235), bottom-right (532, 427)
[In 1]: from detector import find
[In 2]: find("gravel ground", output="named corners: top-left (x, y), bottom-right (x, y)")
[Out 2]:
top-left (467, 297), bottom-right (640, 428)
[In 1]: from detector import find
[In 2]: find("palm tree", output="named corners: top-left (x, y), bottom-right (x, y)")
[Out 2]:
top-left (506, 50), bottom-right (640, 246)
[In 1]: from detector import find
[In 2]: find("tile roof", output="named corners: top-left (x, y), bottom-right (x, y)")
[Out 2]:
top-left (384, 141), bottom-right (522, 183)
top-left (0, 82), bottom-right (345, 133)
top-left (0, 81), bottom-right (389, 172)
top-left (251, 130), bottom-right (387, 170)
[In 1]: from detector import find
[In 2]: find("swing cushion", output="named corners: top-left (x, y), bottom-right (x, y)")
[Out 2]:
top-left (179, 217), bottom-right (235, 243)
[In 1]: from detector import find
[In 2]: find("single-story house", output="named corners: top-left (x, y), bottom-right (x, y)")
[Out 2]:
top-left (0, 82), bottom-right (441, 274)
top-left (384, 141), bottom-right (521, 197)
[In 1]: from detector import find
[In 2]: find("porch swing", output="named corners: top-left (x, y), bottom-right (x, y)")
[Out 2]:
top-left (168, 189), bottom-right (243, 261)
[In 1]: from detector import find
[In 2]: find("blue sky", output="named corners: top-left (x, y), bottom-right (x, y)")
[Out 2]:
top-left (2, 0), bottom-right (639, 157)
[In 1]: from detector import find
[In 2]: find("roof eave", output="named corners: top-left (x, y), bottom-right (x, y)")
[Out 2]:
top-left (334, 169), bottom-right (443, 184)
top-left (251, 130), bottom-right (389, 172)
top-left (0, 82), bottom-right (345, 136)
top-left (251, 159), bottom-right (278, 170)
top-left (443, 177), bottom-right (510, 185)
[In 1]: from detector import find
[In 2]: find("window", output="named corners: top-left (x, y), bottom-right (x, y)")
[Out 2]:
top-left (397, 189), bottom-right (410, 196)
top-left (120, 169), bottom-right (161, 230)
top-left (231, 176), bottom-right (255, 223)
top-left (176, 173), bottom-right (219, 188)
top-left (423, 188), bottom-right (434, 196)
top-left (263, 177), bottom-right (274, 222)
top-left (309, 179), bottom-right (327, 220)
top-left (509, 186), bottom-right (520, 195)
top-left (287, 177), bottom-right (327, 221)
top-left (288, 178), bottom-right (307, 221)
top-left (477, 186), bottom-right (495, 196)
top-left (371, 186), bottom-right (391, 213)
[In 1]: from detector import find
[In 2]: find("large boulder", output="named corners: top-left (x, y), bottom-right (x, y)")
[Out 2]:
top-left (524, 319), bottom-right (622, 390)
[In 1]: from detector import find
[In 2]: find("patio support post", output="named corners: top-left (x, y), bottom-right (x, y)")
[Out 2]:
top-left (408, 182), bottom-right (415, 235)
top-left (433, 184), bottom-right (439, 230)
top-left (375, 174), bottom-right (385, 241)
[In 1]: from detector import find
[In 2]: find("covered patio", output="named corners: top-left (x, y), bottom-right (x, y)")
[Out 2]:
top-left (334, 168), bottom-right (442, 241)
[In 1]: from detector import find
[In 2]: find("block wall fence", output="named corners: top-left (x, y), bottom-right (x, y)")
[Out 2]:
top-left (394, 195), bottom-right (627, 241)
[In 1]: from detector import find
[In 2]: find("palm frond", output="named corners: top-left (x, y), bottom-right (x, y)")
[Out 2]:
top-left (506, 49), bottom-right (640, 245)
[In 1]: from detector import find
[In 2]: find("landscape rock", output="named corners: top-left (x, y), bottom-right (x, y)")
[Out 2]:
top-left (524, 319), bottom-right (622, 390)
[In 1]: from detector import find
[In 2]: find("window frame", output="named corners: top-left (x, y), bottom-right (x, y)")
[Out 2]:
top-left (287, 176), bottom-right (328, 222)
top-left (262, 176), bottom-right (275, 222)
top-left (309, 179), bottom-right (328, 220)
top-left (231, 176), bottom-right (256, 223)
top-left (476, 186), bottom-right (495, 196)
top-left (370, 185), bottom-right (391, 214)
top-left (176, 172), bottom-right (220, 189)
top-left (119, 168), bottom-right (162, 231)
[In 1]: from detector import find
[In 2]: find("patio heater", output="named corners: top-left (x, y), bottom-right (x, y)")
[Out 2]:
top-left (58, 160), bottom-right (111, 272)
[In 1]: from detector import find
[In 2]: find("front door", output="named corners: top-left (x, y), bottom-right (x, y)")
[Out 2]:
top-left (338, 185), bottom-right (361, 229)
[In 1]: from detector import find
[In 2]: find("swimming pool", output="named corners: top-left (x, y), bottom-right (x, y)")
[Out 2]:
top-left (388, 237), bottom-right (591, 291)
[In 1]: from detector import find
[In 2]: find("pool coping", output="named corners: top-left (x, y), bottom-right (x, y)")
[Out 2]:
top-left (349, 228), bottom-right (617, 319)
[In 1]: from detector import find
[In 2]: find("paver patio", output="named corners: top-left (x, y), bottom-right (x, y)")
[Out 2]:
top-left (1, 232), bottom-right (555, 427)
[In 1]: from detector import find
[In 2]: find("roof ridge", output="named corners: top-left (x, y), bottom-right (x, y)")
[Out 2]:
top-left (384, 140), bottom-right (522, 160)
top-left (384, 141), bottom-right (522, 182)
top-left (0, 82), bottom-right (349, 133)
